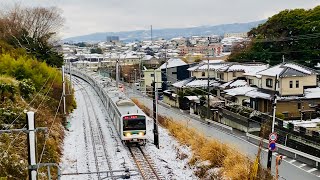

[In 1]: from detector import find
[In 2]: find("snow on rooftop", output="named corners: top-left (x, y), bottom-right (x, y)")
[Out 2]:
top-left (220, 79), bottom-right (248, 89)
top-left (159, 58), bottom-right (187, 69)
top-left (201, 60), bottom-right (225, 64)
top-left (284, 63), bottom-right (312, 74)
top-left (257, 64), bottom-right (283, 76)
top-left (224, 86), bottom-right (256, 96)
top-left (304, 87), bottom-right (320, 99)
top-left (258, 62), bottom-right (316, 77)
top-left (172, 77), bottom-right (194, 88)
top-left (185, 79), bottom-right (221, 88)
top-left (194, 63), bottom-right (229, 71)
top-left (246, 89), bottom-right (272, 99)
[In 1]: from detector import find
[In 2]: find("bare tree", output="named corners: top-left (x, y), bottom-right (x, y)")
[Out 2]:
top-left (0, 4), bottom-right (64, 42)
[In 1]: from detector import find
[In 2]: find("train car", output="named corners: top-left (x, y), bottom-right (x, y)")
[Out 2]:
top-left (71, 68), bottom-right (147, 145)
top-left (105, 83), bottom-right (147, 145)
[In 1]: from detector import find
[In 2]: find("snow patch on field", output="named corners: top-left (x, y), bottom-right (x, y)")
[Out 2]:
top-left (145, 117), bottom-right (197, 180)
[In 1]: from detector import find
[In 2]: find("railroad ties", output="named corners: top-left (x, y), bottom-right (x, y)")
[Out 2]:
top-left (129, 146), bottom-right (165, 180)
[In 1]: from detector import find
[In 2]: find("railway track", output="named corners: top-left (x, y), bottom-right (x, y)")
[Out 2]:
top-left (129, 146), bottom-right (165, 180)
top-left (74, 78), bottom-right (113, 180)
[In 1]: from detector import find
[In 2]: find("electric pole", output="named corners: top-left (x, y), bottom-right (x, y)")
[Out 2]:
top-left (206, 41), bottom-right (212, 120)
top-left (152, 69), bottom-right (159, 149)
top-left (165, 43), bottom-right (168, 91)
top-left (267, 75), bottom-right (278, 169)
top-left (69, 60), bottom-right (72, 92)
top-left (62, 66), bottom-right (66, 115)
top-left (134, 69), bottom-right (137, 83)
top-left (151, 25), bottom-right (153, 44)
top-left (116, 59), bottom-right (119, 88)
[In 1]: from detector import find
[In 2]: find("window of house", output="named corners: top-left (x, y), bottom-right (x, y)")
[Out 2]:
top-left (249, 79), bottom-right (253, 85)
top-left (232, 71), bottom-right (236, 77)
top-left (202, 72), bottom-right (205, 77)
top-left (266, 78), bottom-right (273, 88)
top-left (296, 80), bottom-right (299, 88)
top-left (219, 73), bottom-right (224, 80)
top-left (150, 74), bottom-right (154, 77)
top-left (289, 81), bottom-right (293, 88)
top-left (297, 102), bottom-right (301, 110)
top-left (172, 72), bottom-right (177, 75)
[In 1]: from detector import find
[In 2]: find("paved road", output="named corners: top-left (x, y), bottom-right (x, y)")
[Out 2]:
top-left (125, 86), bottom-right (320, 180)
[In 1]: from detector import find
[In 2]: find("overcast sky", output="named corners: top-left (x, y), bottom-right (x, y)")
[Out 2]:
top-left (0, 0), bottom-right (319, 38)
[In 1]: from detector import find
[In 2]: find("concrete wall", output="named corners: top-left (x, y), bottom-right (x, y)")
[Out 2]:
top-left (235, 95), bottom-right (250, 105)
top-left (163, 96), bottom-right (178, 107)
top-left (247, 133), bottom-right (320, 169)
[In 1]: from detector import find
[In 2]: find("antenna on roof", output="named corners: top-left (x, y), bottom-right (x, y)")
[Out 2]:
top-left (282, 55), bottom-right (285, 63)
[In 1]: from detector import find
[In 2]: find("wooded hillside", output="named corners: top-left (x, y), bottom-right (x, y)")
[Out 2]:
top-left (228, 6), bottom-right (320, 67)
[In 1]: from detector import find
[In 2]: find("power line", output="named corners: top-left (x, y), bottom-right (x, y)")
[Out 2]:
top-left (154, 70), bottom-right (320, 145)
top-left (35, 72), bottom-right (59, 111)
top-left (0, 72), bottom-right (60, 165)
top-left (38, 92), bottom-right (63, 164)
top-left (252, 32), bottom-right (320, 43)
top-left (0, 124), bottom-right (27, 164)
top-left (1, 72), bottom-right (55, 131)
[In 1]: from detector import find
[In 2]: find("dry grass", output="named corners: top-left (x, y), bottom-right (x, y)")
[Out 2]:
top-left (132, 98), bottom-right (272, 180)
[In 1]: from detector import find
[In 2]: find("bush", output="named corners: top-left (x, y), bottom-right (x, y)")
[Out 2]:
top-left (19, 79), bottom-right (36, 99)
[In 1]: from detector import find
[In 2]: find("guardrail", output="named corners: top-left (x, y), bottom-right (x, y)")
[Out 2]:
top-left (246, 133), bottom-right (320, 169)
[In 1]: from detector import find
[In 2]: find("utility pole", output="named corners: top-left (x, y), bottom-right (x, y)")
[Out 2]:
top-left (134, 69), bottom-right (137, 83)
top-left (27, 111), bottom-right (37, 180)
top-left (69, 60), bottom-right (72, 92)
top-left (152, 69), bottom-right (159, 149)
top-left (62, 66), bottom-right (66, 115)
top-left (116, 59), bottom-right (119, 88)
top-left (0, 112), bottom-right (51, 180)
top-left (267, 75), bottom-right (278, 169)
top-left (151, 25), bottom-right (153, 44)
top-left (164, 43), bottom-right (168, 91)
top-left (206, 42), bottom-right (211, 120)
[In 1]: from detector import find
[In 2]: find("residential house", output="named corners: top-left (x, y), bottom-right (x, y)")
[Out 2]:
top-left (159, 58), bottom-right (190, 90)
top-left (140, 67), bottom-right (162, 93)
top-left (224, 62), bottom-right (320, 119)
top-left (257, 62), bottom-right (319, 118)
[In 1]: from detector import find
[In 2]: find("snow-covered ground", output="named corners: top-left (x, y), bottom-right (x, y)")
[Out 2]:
top-left (60, 76), bottom-right (197, 179)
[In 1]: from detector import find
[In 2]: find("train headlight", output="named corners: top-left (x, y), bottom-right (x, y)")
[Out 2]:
top-left (139, 132), bottom-right (144, 136)
top-left (125, 132), bottom-right (131, 137)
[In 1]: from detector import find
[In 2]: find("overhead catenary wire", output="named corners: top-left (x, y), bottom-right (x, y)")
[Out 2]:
top-left (0, 124), bottom-right (27, 164)
top-left (35, 72), bottom-right (59, 111)
top-left (0, 72), bottom-right (60, 164)
top-left (1, 71), bottom-right (55, 131)
top-left (38, 92), bottom-right (63, 164)
top-left (251, 32), bottom-right (320, 43)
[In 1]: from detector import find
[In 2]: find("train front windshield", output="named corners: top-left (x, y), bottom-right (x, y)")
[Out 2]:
top-left (123, 115), bottom-right (146, 131)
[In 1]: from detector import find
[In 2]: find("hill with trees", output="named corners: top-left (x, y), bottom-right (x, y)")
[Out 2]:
top-left (228, 6), bottom-right (320, 68)
top-left (0, 5), bottom-right (75, 179)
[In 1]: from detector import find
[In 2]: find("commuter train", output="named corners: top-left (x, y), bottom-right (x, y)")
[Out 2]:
top-left (70, 68), bottom-right (147, 145)
top-left (106, 86), bottom-right (147, 145)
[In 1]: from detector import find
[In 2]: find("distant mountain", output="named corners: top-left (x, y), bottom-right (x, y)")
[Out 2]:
top-left (63, 20), bottom-right (266, 43)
